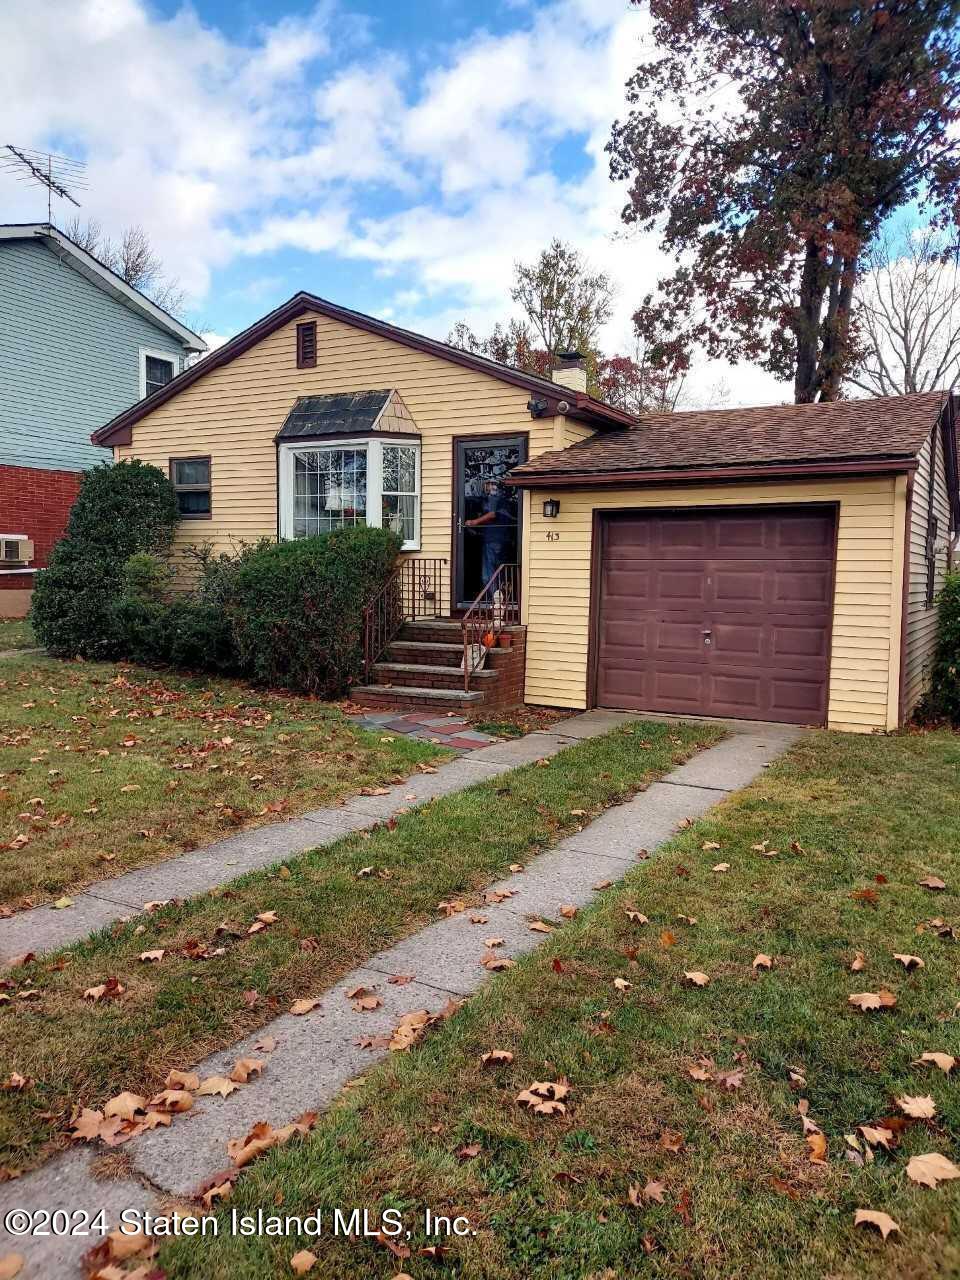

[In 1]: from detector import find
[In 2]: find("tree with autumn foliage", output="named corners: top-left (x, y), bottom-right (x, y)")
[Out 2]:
top-left (608, 1), bottom-right (960, 402)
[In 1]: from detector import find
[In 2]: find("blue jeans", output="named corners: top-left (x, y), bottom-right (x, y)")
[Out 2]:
top-left (482, 538), bottom-right (507, 585)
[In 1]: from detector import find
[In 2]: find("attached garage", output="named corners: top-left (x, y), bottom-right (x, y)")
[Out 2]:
top-left (594, 506), bottom-right (836, 725)
top-left (510, 391), bottom-right (960, 733)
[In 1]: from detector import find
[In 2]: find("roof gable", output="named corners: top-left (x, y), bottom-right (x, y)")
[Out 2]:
top-left (91, 292), bottom-right (633, 447)
top-left (0, 224), bottom-right (206, 352)
top-left (277, 389), bottom-right (408, 441)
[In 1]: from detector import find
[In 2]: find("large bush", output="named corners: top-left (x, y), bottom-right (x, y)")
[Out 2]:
top-left (222, 527), bottom-right (401, 695)
top-left (31, 461), bottom-right (179, 658)
top-left (924, 570), bottom-right (960, 724)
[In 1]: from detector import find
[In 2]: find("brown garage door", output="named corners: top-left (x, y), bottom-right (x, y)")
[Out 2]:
top-left (594, 506), bottom-right (836, 725)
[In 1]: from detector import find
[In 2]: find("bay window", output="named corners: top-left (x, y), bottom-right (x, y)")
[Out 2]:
top-left (280, 438), bottom-right (420, 550)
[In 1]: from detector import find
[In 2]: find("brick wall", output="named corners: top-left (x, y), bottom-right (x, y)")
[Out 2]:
top-left (0, 464), bottom-right (82, 614)
top-left (480, 628), bottom-right (527, 710)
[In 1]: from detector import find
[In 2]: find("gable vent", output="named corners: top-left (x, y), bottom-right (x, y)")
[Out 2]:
top-left (296, 321), bottom-right (317, 369)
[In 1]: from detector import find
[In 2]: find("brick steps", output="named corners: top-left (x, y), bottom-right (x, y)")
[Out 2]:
top-left (350, 620), bottom-right (527, 713)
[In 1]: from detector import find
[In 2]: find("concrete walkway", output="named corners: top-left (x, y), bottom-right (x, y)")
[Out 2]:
top-left (0, 717), bottom-right (801, 1276)
top-left (0, 714), bottom-right (619, 963)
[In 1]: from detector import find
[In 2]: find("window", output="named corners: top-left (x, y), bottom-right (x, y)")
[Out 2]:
top-left (140, 348), bottom-right (178, 398)
top-left (170, 456), bottom-right (212, 519)
top-left (280, 439), bottom-right (420, 550)
top-left (296, 321), bottom-right (317, 369)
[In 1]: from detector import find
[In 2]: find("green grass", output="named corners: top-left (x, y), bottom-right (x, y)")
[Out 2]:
top-left (0, 655), bottom-right (443, 908)
top-left (0, 619), bottom-right (35, 651)
top-left (157, 729), bottom-right (960, 1280)
top-left (0, 717), bottom-right (717, 1174)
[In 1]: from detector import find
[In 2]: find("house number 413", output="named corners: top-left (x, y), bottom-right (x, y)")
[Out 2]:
top-left (545, 530), bottom-right (560, 541)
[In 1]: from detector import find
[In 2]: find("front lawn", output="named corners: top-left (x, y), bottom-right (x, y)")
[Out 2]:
top-left (0, 619), bottom-right (35, 651)
top-left (0, 655), bottom-right (444, 909)
top-left (0, 718), bottom-right (717, 1174)
top-left (159, 729), bottom-right (960, 1280)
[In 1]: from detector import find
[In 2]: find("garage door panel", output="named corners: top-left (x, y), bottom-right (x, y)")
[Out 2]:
top-left (595, 507), bottom-right (835, 725)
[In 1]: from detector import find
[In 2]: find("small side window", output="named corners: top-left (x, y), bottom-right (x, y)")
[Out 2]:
top-left (140, 348), bottom-right (178, 398)
top-left (170, 456), bottom-right (212, 519)
top-left (296, 321), bottom-right (317, 369)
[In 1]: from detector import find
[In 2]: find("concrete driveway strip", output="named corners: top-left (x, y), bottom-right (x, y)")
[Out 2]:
top-left (0, 720), bottom-right (801, 1276)
top-left (0, 717), bottom-right (630, 964)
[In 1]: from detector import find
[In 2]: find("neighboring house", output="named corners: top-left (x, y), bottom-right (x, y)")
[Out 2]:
top-left (0, 223), bottom-right (207, 616)
top-left (91, 292), bottom-right (958, 733)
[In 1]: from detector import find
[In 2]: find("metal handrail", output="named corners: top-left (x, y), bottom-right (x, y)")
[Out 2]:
top-left (363, 557), bottom-right (446, 681)
top-left (461, 563), bottom-right (520, 691)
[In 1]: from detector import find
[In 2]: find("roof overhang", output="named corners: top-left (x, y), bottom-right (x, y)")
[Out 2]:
top-left (91, 291), bottom-right (633, 448)
top-left (505, 456), bottom-right (920, 489)
top-left (0, 223), bottom-right (206, 353)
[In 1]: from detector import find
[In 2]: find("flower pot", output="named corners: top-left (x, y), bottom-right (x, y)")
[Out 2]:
top-left (497, 633), bottom-right (513, 648)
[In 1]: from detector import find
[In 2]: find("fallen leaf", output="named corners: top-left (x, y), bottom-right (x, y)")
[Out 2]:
top-left (896, 1094), bottom-right (936, 1119)
top-left (660, 1130), bottom-right (684, 1153)
top-left (481, 954), bottom-right (516, 971)
top-left (456, 1143), bottom-right (481, 1160)
top-left (197, 1076), bottom-right (239, 1098)
top-left (712, 862), bottom-right (730, 873)
top-left (854, 1209), bottom-right (900, 1241)
top-left (165, 1069), bottom-right (199, 1091)
top-left (230, 1058), bottom-right (265, 1084)
top-left (289, 998), bottom-right (321, 1016)
top-left (528, 920), bottom-right (553, 934)
top-left (848, 990), bottom-right (897, 1012)
top-left (387, 974), bottom-right (415, 986)
top-left (516, 1079), bottom-right (570, 1116)
top-left (150, 1088), bottom-right (193, 1113)
top-left (480, 1049), bottom-right (514, 1067)
top-left (850, 952), bottom-right (866, 972)
top-left (103, 1092), bottom-right (146, 1121)
top-left (806, 1133), bottom-right (827, 1163)
top-left (559, 904), bottom-right (577, 919)
top-left (918, 876), bottom-right (946, 891)
top-left (613, 977), bottom-right (633, 992)
top-left (684, 971), bottom-right (710, 987)
top-left (255, 1035), bottom-right (278, 1053)
top-left (290, 1249), bottom-right (317, 1274)
top-left (752, 953), bottom-right (773, 970)
top-left (859, 1124), bottom-right (896, 1150)
top-left (51, 896), bottom-right (73, 910)
top-left (593, 879), bottom-right (612, 890)
top-left (626, 909), bottom-right (649, 924)
top-left (914, 1051), bottom-right (956, 1074)
top-left (906, 1152), bottom-right (960, 1188)
top-left (702, 840), bottom-right (721, 852)
top-left (138, 949), bottom-right (164, 963)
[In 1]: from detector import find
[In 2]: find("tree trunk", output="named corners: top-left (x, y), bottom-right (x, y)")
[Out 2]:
top-left (795, 239), bottom-right (825, 403)
top-left (816, 252), bottom-right (859, 401)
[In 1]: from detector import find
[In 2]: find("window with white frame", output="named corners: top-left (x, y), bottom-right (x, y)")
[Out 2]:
top-left (280, 439), bottom-right (420, 550)
top-left (139, 348), bottom-right (178, 399)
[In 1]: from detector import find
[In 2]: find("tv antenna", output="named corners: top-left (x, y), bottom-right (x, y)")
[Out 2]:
top-left (1, 145), bottom-right (87, 222)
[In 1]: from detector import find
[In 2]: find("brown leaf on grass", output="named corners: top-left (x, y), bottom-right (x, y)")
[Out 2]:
top-left (227, 1121), bottom-right (276, 1168)
top-left (918, 876), bottom-right (946, 891)
top-left (229, 1058), bottom-right (265, 1084)
top-left (850, 952), bottom-right (866, 972)
top-left (593, 879), bottom-right (612, 890)
top-left (437, 899), bottom-right (466, 916)
top-left (200, 1180), bottom-right (234, 1210)
top-left (859, 1124), bottom-right (896, 1150)
top-left (848, 990), bottom-right (897, 1012)
top-left (806, 1133), bottom-right (827, 1163)
top-left (660, 1130), bottom-right (685, 1153)
top-left (715, 1068), bottom-right (745, 1092)
top-left (895, 1094), bottom-right (936, 1119)
top-left (456, 1143), bottom-right (481, 1161)
top-left (388, 1009), bottom-right (432, 1052)
top-left (69, 1107), bottom-right (106, 1142)
top-left (892, 952), bottom-right (925, 971)
top-left (509, 863), bottom-right (524, 873)
top-left (165, 1069), bottom-right (199, 1091)
top-left (197, 1076), bottom-right (240, 1099)
top-left (529, 920), bottom-right (553, 934)
top-left (560, 904), bottom-right (578, 919)
top-left (289, 997), bottom-right (321, 1016)
top-left (752, 954), bottom-right (773, 970)
top-left (290, 1249), bottom-right (317, 1274)
top-left (684, 971), bottom-right (710, 987)
top-left (0, 1074), bottom-right (30, 1092)
top-left (854, 1209), bottom-right (900, 1241)
top-left (481, 953), bottom-right (516, 972)
top-left (83, 977), bottom-right (125, 1002)
top-left (516, 1079), bottom-right (569, 1116)
top-left (687, 1063), bottom-right (713, 1083)
top-left (914, 1051), bottom-right (956, 1074)
top-left (626, 909), bottom-right (649, 924)
top-left (480, 1050), bottom-right (514, 1067)
top-left (906, 1152), bottom-right (960, 1188)
top-left (702, 840), bottom-right (721, 851)
top-left (613, 977), bottom-right (633, 993)
top-left (660, 929), bottom-right (678, 948)
top-left (106, 1227), bottom-right (151, 1260)
top-left (138, 949), bottom-right (164, 963)
top-left (712, 863), bottom-right (730, 873)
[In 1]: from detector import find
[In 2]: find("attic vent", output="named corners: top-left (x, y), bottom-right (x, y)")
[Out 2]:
top-left (296, 321), bottom-right (317, 369)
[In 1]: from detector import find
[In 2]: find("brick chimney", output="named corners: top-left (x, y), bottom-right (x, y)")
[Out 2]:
top-left (552, 350), bottom-right (587, 394)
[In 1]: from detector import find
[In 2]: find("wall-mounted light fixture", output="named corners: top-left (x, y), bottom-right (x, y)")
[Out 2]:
top-left (542, 499), bottom-right (560, 519)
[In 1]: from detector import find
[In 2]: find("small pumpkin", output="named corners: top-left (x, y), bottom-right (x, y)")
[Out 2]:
top-left (481, 631), bottom-right (496, 648)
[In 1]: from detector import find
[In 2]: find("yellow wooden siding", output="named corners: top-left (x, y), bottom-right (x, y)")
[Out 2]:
top-left (118, 310), bottom-right (564, 600)
top-left (522, 476), bottom-right (905, 733)
top-left (903, 430), bottom-right (952, 715)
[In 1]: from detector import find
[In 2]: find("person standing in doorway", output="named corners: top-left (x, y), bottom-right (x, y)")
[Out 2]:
top-left (465, 478), bottom-right (514, 585)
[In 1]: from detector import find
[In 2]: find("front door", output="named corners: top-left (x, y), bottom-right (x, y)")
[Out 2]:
top-left (453, 435), bottom-right (527, 608)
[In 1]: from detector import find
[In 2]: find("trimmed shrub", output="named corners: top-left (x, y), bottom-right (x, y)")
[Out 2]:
top-left (31, 461), bottom-right (179, 658)
top-left (924, 570), bottom-right (960, 724)
top-left (222, 527), bottom-right (401, 695)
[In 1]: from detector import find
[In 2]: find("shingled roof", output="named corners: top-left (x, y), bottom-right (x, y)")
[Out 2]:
top-left (276, 391), bottom-right (395, 440)
top-left (507, 390), bottom-right (954, 486)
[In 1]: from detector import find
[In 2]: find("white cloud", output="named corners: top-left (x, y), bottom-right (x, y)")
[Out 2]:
top-left (2, 0), bottom-right (789, 406)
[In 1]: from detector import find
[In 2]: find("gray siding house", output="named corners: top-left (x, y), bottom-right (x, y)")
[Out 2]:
top-left (0, 223), bottom-right (206, 615)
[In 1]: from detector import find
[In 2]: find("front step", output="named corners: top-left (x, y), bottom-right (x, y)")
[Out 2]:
top-left (386, 640), bottom-right (464, 668)
top-left (373, 661), bottom-right (498, 691)
top-left (349, 685), bottom-right (485, 710)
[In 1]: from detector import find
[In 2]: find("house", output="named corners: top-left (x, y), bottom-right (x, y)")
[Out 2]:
top-left (0, 223), bottom-right (207, 616)
top-left (90, 292), bottom-right (958, 733)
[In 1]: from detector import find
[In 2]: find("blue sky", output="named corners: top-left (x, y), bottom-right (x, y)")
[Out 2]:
top-left (4, 0), bottom-right (786, 403)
